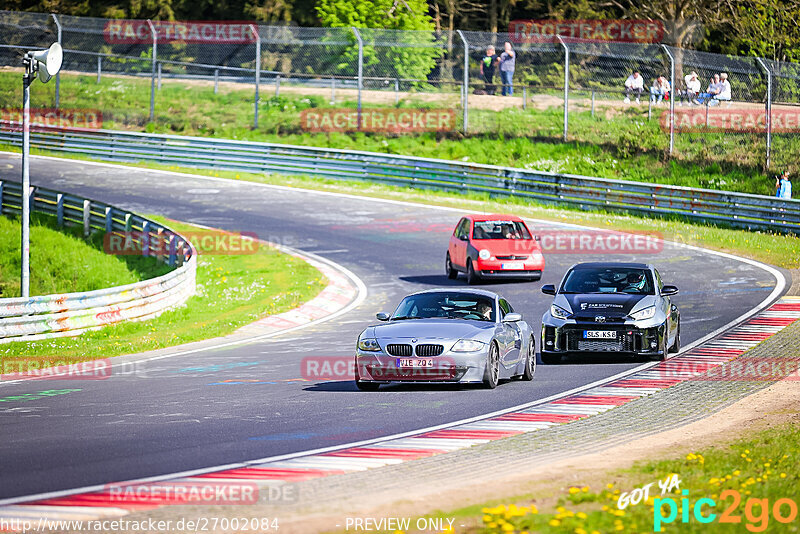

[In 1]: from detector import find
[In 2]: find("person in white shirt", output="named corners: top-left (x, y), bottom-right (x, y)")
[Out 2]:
top-left (680, 72), bottom-right (701, 105)
top-left (698, 74), bottom-right (720, 105)
top-left (710, 72), bottom-right (732, 106)
top-left (623, 71), bottom-right (644, 104)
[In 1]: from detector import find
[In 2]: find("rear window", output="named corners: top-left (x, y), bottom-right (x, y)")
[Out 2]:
top-left (472, 220), bottom-right (532, 240)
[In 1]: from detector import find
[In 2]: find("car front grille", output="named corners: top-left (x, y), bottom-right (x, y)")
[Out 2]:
top-left (567, 330), bottom-right (635, 352)
top-left (415, 344), bottom-right (444, 357)
top-left (386, 344), bottom-right (413, 356)
top-left (496, 255), bottom-right (528, 260)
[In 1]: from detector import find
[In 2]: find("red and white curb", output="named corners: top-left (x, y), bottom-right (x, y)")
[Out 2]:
top-left (2, 296), bottom-right (798, 525)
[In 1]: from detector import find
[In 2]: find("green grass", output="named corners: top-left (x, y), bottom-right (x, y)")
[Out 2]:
top-left (442, 423), bottom-right (799, 533)
top-left (0, 213), bottom-right (169, 298)
top-left (0, 217), bottom-right (326, 363)
top-left (2, 70), bottom-right (794, 196)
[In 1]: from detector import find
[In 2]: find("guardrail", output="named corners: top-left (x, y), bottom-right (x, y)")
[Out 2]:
top-left (0, 179), bottom-right (196, 342)
top-left (0, 123), bottom-right (798, 233)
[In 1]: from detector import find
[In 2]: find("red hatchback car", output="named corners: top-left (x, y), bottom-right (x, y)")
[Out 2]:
top-left (446, 214), bottom-right (545, 284)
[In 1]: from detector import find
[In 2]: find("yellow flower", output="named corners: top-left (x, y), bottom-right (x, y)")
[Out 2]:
top-left (569, 487), bottom-right (580, 494)
top-left (781, 473), bottom-right (787, 478)
top-left (577, 512), bottom-right (588, 519)
top-left (482, 515), bottom-right (493, 523)
top-left (733, 470), bottom-right (741, 476)
top-left (501, 524), bottom-right (514, 532)
top-left (607, 483), bottom-right (615, 489)
top-left (575, 529), bottom-right (588, 534)
top-left (549, 519), bottom-right (561, 527)
top-left (582, 486), bottom-right (590, 492)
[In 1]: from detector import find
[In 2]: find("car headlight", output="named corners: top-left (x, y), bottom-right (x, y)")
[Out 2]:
top-left (451, 339), bottom-right (487, 352)
top-left (478, 249), bottom-right (491, 260)
top-left (357, 338), bottom-right (381, 352)
top-left (550, 304), bottom-right (571, 320)
top-left (629, 306), bottom-right (656, 321)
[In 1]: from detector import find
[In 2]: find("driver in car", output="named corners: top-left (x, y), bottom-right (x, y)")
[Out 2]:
top-left (623, 272), bottom-right (646, 292)
top-left (477, 302), bottom-right (493, 321)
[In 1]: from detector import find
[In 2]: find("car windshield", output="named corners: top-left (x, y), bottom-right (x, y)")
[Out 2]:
top-left (472, 220), bottom-right (532, 240)
top-left (561, 267), bottom-right (655, 295)
top-left (392, 293), bottom-right (496, 322)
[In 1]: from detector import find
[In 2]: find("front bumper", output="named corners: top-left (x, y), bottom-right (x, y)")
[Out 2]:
top-left (355, 350), bottom-right (488, 383)
top-left (541, 321), bottom-right (666, 357)
top-left (475, 258), bottom-right (544, 279)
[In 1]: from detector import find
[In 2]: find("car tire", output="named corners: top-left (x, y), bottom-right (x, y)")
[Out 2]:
top-left (652, 327), bottom-right (669, 361)
top-left (541, 351), bottom-right (561, 365)
top-left (446, 253), bottom-right (458, 279)
top-left (669, 321), bottom-right (681, 353)
top-left (483, 342), bottom-right (500, 389)
top-left (466, 259), bottom-right (479, 285)
top-left (521, 337), bottom-right (536, 381)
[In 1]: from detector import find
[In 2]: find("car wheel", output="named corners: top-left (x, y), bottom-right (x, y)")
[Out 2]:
top-left (446, 253), bottom-right (458, 279)
top-left (669, 321), bottom-right (681, 353)
top-left (483, 342), bottom-right (500, 389)
top-left (541, 351), bottom-right (561, 365)
top-left (652, 327), bottom-right (669, 361)
top-left (466, 259), bottom-right (479, 285)
top-left (521, 337), bottom-right (536, 381)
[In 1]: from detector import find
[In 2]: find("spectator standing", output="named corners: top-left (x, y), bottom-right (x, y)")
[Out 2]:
top-left (498, 42), bottom-right (516, 96)
top-left (776, 171), bottom-right (792, 199)
top-left (624, 71), bottom-right (644, 104)
top-left (480, 45), bottom-right (499, 95)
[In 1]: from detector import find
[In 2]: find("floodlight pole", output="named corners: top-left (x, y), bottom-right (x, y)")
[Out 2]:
top-left (21, 55), bottom-right (33, 298)
top-left (51, 14), bottom-right (62, 109)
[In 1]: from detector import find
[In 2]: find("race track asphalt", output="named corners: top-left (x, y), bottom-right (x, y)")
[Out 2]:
top-left (0, 154), bottom-right (783, 500)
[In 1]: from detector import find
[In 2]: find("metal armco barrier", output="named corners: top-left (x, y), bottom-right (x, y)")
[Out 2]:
top-left (0, 179), bottom-right (196, 342)
top-left (1, 124), bottom-right (799, 233)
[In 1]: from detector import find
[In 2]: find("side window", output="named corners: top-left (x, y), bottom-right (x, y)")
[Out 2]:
top-left (655, 269), bottom-right (664, 291)
top-left (454, 218), bottom-right (466, 238)
top-left (456, 219), bottom-right (470, 239)
top-left (499, 299), bottom-right (511, 318)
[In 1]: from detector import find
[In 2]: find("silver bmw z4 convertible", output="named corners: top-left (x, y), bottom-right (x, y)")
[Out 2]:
top-left (355, 288), bottom-right (536, 390)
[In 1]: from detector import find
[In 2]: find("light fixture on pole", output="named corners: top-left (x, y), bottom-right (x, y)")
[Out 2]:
top-left (20, 42), bottom-right (62, 298)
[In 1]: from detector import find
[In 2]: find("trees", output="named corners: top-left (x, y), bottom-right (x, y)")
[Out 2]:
top-left (316, 0), bottom-right (443, 83)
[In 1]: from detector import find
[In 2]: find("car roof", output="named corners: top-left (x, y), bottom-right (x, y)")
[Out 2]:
top-left (407, 287), bottom-right (501, 299)
top-left (465, 213), bottom-right (524, 223)
top-left (570, 262), bottom-right (652, 270)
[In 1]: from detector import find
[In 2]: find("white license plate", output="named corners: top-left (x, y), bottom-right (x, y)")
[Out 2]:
top-left (583, 331), bottom-right (616, 339)
top-left (501, 262), bottom-right (524, 270)
top-left (396, 358), bottom-right (434, 368)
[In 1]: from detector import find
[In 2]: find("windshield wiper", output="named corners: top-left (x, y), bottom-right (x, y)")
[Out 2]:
top-left (391, 316), bottom-right (424, 321)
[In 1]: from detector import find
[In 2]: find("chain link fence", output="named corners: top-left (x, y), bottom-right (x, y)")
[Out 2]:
top-left (1, 9), bottom-right (799, 177)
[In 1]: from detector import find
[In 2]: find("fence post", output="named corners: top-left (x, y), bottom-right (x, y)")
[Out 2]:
top-left (591, 90), bottom-right (595, 117)
top-left (352, 27), bottom-right (363, 130)
top-left (105, 206), bottom-right (113, 233)
top-left (275, 74), bottom-right (280, 96)
top-left (661, 44), bottom-right (675, 155)
top-left (331, 76), bottom-right (336, 104)
top-left (523, 86), bottom-right (527, 110)
top-left (97, 55), bottom-right (102, 83)
top-left (252, 24), bottom-right (260, 130)
top-left (456, 30), bottom-right (469, 135)
top-left (557, 36), bottom-right (569, 142)
top-left (214, 69), bottom-right (219, 93)
top-left (50, 13), bottom-right (62, 110)
top-left (146, 20), bottom-right (157, 122)
top-left (157, 62), bottom-right (162, 89)
top-left (56, 193), bottom-right (64, 226)
top-left (83, 199), bottom-right (91, 237)
top-left (395, 78), bottom-right (399, 104)
top-left (755, 57), bottom-right (772, 171)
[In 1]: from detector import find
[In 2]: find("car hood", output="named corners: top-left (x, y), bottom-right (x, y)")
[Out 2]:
top-left (474, 239), bottom-right (539, 255)
top-left (372, 319), bottom-right (495, 340)
top-left (560, 293), bottom-right (648, 317)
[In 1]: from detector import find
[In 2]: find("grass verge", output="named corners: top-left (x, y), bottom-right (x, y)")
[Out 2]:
top-left (426, 422), bottom-right (799, 533)
top-left (0, 216), bottom-right (326, 364)
top-left (0, 212), bottom-right (169, 298)
top-left (1, 70), bottom-right (787, 195)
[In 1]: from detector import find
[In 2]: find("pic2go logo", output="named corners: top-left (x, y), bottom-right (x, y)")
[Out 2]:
top-left (654, 489), bottom-right (799, 532)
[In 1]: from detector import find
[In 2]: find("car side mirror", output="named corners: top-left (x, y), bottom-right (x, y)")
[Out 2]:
top-left (661, 285), bottom-right (679, 296)
top-left (534, 235), bottom-right (541, 241)
top-left (502, 312), bottom-right (522, 323)
top-left (541, 284), bottom-right (556, 295)
top-left (376, 312), bottom-right (390, 321)
top-left (459, 234), bottom-right (469, 241)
